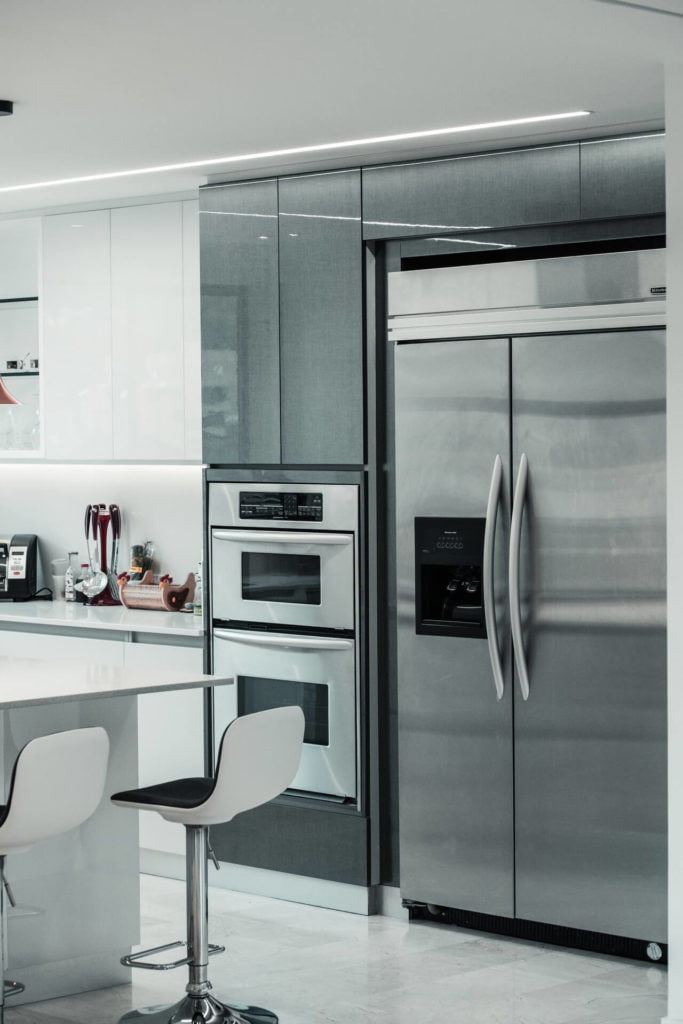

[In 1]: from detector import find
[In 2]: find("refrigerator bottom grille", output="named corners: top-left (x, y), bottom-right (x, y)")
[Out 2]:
top-left (405, 903), bottom-right (667, 964)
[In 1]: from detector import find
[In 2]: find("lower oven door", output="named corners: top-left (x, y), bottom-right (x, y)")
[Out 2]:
top-left (212, 628), bottom-right (357, 801)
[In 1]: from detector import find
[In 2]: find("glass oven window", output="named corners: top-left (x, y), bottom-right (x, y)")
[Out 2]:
top-left (237, 676), bottom-right (329, 746)
top-left (241, 553), bottom-right (321, 605)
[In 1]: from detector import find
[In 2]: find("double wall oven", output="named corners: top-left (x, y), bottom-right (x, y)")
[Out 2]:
top-left (208, 482), bottom-right (360, 802)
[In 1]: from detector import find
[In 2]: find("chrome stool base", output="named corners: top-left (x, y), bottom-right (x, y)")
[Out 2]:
top-left (118, 993), bottom-right (277, 1024)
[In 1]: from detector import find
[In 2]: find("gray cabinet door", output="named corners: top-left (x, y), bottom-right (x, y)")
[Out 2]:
top-left (580, 134), bottom-right (665, 220)
top-left (200, 180), bottom-right (280, 465)
top-left (362, 144), bottom-right (580, 240)
top-left (278, 170), bottom-right (364, 464)
top-left (512, 328), bottom-right (667, 940)
top-left (395, 337), bottom-right (514, 917)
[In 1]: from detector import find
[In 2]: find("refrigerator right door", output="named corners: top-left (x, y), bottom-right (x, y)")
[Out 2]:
top-left (512, 327), bottom-right (667, 941)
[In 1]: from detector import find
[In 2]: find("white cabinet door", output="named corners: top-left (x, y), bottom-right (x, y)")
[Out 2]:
top-left (0, 629), bottom-right (124, 664)
top-left (182, 200), bottom-right (201, 461)
top-left (111, 203), bottom-right (185, 461)
top-left (126, 642), bottom-right (204, 855)
top-left (42, 211), bottom-right (114, 460)
top-left (0, 218), bottom-right (40, 299)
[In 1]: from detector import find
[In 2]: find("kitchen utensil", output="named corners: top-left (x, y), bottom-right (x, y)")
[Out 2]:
top-left (85, 506), bottom-right (107, 601)
top-left (84, 504), bottom-right (92, 567)
top-left (109, 504), bottom-right (121, 600)
top-left (90, 505), bottom-right (120, 606)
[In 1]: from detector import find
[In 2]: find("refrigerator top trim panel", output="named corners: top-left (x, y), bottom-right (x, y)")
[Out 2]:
top-left (389, 305), bottom-right (665, 341)
top-left (388, 247), bottom-right (665, 321)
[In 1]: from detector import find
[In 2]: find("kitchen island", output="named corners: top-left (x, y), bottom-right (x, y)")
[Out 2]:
top-left (0, 656), bottom-right (231, 1008)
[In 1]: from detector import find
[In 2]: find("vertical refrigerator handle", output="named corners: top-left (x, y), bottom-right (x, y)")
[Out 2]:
top-left (509, 453), bottom-right (531, 701)
top-left (483, 454), bottom-right (505, 701)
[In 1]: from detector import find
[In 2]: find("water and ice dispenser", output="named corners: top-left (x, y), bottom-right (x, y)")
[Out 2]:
top-left (414, 517), bottom-right (487, 638)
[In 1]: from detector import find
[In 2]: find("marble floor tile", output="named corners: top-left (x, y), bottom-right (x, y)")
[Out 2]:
top-left (5, 874), bottom-right (669, 1024)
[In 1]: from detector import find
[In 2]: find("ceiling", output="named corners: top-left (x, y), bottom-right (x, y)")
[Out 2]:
top-left (0, 0), bottom-right (680, 215)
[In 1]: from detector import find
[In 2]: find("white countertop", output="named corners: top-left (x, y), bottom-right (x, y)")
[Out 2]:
top-left (0, 601), bottom-right (204, 637)
top-left (0, 655), bottom-right (230, 708)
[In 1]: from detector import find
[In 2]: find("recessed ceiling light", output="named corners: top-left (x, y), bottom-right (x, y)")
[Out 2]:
top-left (0, 110), bottom-right (592, 194)
top-left (0, 101), bottom-right (13, 117)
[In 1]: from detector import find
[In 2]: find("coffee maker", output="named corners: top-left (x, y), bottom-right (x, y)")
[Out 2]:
top-left (0, 534), bottom-right (39, 601)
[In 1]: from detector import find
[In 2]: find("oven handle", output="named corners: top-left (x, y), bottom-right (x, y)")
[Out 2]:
top-left (212, 529), bottom-right (352, 546)
top-left (213, 629), bottom-right (354, 652)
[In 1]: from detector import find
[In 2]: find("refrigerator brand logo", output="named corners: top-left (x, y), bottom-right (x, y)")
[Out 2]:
top-left (650, 286), bottom-right (666, 295)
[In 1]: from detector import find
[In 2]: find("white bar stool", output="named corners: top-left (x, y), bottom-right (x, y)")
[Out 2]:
top-left (0, 726), bottom-right (110, 1022)
top-left (111, 705), bottom-right (305, 1024)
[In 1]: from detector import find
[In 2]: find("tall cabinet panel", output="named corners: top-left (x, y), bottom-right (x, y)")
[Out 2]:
top-left (111, 203), bottom-right (185, 461)
top-left (42, 210), bottom-right (114, 461)
top-left (182, 200), bottom-right (202, 461)
top-left (512, 328), bottom-right (667, 940)
top-left (362, 144), bottom-right (581, 240)
top-left (278, 170), bottom-right (364, 464)
top-left (200, 181), bottom-right (280, 465)
top-left (395, 338), bottom-right (514, 917)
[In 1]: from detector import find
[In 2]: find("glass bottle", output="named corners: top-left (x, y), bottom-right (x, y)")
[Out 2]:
top-left (65, 552), bottom-right (80, 602)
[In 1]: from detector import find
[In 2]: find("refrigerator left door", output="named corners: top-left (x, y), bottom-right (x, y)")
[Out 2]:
top-left (395, 337), bottom-right (514, 917)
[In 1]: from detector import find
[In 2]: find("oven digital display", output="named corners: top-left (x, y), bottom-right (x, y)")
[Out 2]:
top-left (239, 491), bottom-right (323, 521)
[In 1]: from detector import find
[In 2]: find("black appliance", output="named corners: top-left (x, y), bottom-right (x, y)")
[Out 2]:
top-left (0, 534), bottom-right (39, 601)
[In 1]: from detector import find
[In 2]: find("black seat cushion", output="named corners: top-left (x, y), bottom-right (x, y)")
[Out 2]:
top-left (111, 776), bottom-right (215, 810)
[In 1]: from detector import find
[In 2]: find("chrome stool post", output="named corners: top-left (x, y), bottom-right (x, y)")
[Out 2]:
top-left (113, 707), bottom-right (304, 1024)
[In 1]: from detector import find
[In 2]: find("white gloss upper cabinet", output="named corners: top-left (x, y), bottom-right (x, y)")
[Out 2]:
top-left (111, 203), bottom-right (185, 461)
top-left (0, 218), bottom-right (41, 299)
top-left (42, 211), bottom-right (114, 461)
top-left (41, 200), bottom-right (201, 463)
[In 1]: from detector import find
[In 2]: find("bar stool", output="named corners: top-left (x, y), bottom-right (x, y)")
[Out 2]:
top-left (0, 726), bottom-right (110, 1022)
top-left (111, 705), bottom-right (305, 1024)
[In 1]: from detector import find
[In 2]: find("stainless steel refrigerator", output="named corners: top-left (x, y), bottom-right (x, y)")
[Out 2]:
top-left (391, 247), bottom-right (667, 946)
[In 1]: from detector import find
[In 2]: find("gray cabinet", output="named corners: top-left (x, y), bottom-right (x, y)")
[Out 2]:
top-left (580, 133), bottom-right (665, 220)
top-left (200, 180), bottom-right (280, 465)
top-left (279, 170), bottom-right (364, 464)
top-left (200, 171), bottom-right (364, 466)
top-left (362, 143), bottom-right (581, 240)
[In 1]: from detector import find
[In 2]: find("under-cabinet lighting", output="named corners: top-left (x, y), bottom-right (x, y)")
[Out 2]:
top-left (0, 110), bottom-right (592, 194)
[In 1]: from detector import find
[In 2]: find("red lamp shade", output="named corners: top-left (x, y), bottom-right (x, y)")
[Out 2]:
top-left (0, 375), bottom-right (20, 405)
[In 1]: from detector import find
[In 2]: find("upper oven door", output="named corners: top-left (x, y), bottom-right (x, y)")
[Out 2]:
top-left (211, 528), bottom-right (355, 631)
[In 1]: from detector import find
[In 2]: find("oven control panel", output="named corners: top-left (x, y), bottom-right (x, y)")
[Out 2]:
top-left (239, 491), bottom-right (323, 522)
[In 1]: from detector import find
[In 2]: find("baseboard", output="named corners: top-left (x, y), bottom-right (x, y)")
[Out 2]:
top-left (376, 885), bottom-right (409, 920)
top-left (141, 847), bottom-right (374, 915)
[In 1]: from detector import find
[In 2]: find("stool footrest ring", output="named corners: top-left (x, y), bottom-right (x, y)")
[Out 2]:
top-left (4, 979), bottom-right (26, 998)
top-left (121, 940), bottom-right (226, 971)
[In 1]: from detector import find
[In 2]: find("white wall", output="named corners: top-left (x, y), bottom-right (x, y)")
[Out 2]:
top-left (0, 463), bottom-right (203, 585)
top-left (664, 61), bottom-right (683, 1024)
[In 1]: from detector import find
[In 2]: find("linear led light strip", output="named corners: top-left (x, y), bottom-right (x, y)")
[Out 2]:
top-left (0, 110), bottom-right (591, 194)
